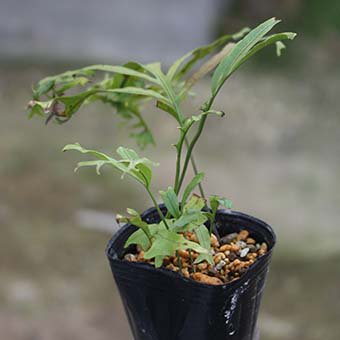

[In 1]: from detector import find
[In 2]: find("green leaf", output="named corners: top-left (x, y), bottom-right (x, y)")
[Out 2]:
top-left (42, 87), bottom-right (169, 122)
top-left (181, 172), bottom-right (205, 208)
top-left (126, 208), bottom-right (140, 216)
top-left (159, 187), bottom-right (180, 218)
top-left (84, 64), bottom-right (158, 83)
top-left (63, 143), bottom-right (158, 188)
top-left (175, 27), bottom-right (251, 79)
top-left (239, 32), bottom-right (296, 64)
top-left (27, 103), bottom-right (45, 119)
top-left (125, 221), bottom-right (168, 252)
top-left (155, 256), bottom-right (164, 267)
top-left (143, 229), bottom-right (209, 263)
top-left (194, 225), bottom-right (214, 265)
top-left (125, 228), bottom-right (151, 251)
top-left (217, 197), bottom-right (233, 209)
top-left (211, 17), bottom-right (282, 96)
top-left (33, 79), bottom-right (55, 98)
top-left (209, 196), bottom-right (220, 215)
top-left (156, 100), bottom-right (178, 119)
top-left (209, 195), bottom-right (232, 214)
top-left (34, 69), bottom-right (95, 99)
top-left (173, 210), bottom-right (207, 231)
top-left (144, 63), bottom-right (180, 116)
top-left (180, 110), bottom-right (224, 137)
top-left (55, 77), bottom-right (90, 95)
top-left (104, 87), bottom-right (169, 103)
top-left (183, 194), bottom-right (206, 213)
top-left (57, 91), bottom-right (95, 117)
top-left (276, 41), bottom-right (286, 56)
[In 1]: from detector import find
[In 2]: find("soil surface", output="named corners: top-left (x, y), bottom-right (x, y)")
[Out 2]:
top-left (125, 230), bottom-right (268, 285)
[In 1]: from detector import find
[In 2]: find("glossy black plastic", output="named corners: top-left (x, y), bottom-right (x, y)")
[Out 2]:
top-left (106, 207), bottom-right (276, 340)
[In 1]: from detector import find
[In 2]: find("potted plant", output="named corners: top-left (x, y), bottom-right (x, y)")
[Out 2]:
top-left (27, 18), bottom-right (296, 340)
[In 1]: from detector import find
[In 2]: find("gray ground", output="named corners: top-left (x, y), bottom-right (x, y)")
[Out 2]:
top-left (1, 61), bottom-right (339, 339)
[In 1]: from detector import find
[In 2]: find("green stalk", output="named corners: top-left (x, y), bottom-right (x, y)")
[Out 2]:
top-left (174, 131), bottom-right (186, 194)
top-left (177, 97), bottom-right (215, 194)
top-left (145, 186), bottom-right (170, 229)
top-left (177, 115), bottom-right (207, 193)
top-left (184, 138), bottom-right (205, 198)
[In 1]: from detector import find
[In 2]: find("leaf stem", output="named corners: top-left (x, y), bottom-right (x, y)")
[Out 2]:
top-left (145, 186), bottom-right (170, 229)
top-left (177, 97), bottom-right (215, 194)
top-left (184, 138), bottom-right (205, 198)
top-left (177, 115), bottom-right (207, 194)
top-left (188, 248), bottom-right (195, 273)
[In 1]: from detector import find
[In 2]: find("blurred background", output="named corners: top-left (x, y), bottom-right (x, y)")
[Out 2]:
top-left (1, 0), bottom-right (339, 339)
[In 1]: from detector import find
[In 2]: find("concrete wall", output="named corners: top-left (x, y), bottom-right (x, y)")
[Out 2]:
top-left (1, 0), bottom-right (227, 64)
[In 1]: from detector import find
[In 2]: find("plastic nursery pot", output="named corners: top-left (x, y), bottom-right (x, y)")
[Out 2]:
top-left (106, 207), bottom-right (276, 340)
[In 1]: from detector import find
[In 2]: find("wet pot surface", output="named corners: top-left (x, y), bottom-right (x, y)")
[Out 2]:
top-left (106, 208), bottom-right (276, 340)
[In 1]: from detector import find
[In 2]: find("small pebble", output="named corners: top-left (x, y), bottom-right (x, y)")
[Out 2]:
top-left (248, 245), bottom-right (257, 253)
top-left (246, 237), bottom-right (256, 244)
top-left (228, 253), bottom-right (237, 261)
top-left (220, 233), bottom-right (238, 245)
top-left (132, 227), bottom-right (269, 285)
top-left (240, 248), bottom-right (250, 258)
top-left (261, 243), bottom-right (268, 251)
top-left (236, 240), bottom-right (247, 248)
top-left (208, 267), bottom-right (218, 276)
top-left (210, 234), bottom-right (220, 247)
top-left (124, 253), bottom-right (137, 262)
top-left (238, 230), bottom-right (249, 240)
top-left (197, 262), bottom-right (208, 271)
top-left (215, 260), bottom-right (226, 271)
top-left (192, 272), bottom-right (223, 285)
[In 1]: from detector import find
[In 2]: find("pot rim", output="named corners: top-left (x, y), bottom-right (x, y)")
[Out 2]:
top-left (106, 208), bottom-right (276, 289)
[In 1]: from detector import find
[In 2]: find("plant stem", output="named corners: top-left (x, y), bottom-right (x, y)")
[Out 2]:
top-left (146, 187), bottom-right (169, 229)
top-left (177, 115), bottom-right (207, 194)
top-left (177, 97), bottom-right (216, 194)
top-left (176, 251), bottom-right (183, 274)
top-left (173, 125), bottom-right (205, 198)
top-left (188, 249), bottom-right (195, 273)
top-left (184, 138), bottom-right (205, 198)
top-left (174, 132), bottom-right (186, 194)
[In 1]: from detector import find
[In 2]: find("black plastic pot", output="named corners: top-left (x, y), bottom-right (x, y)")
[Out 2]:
top-left (106, 207), bottom-right (276, 340)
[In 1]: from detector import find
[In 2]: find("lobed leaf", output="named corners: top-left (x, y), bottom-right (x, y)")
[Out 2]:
top-left (63, 143), bottom-right (158, 188)
top-left (125, 221), bottom-right (168, 251)
top-left (173, 210), bottom-right (207, 230)
top-left (143, 229), bottom-right (209, 266)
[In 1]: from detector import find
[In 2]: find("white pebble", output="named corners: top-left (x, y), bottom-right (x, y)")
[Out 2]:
top-left (240, 248), bottom-right (250, 258)
top-left (215, 260), bottom-right (226, 271)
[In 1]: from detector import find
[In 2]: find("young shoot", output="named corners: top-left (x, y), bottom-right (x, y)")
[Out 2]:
top-left (28, 18), bottom-right (296, 269)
